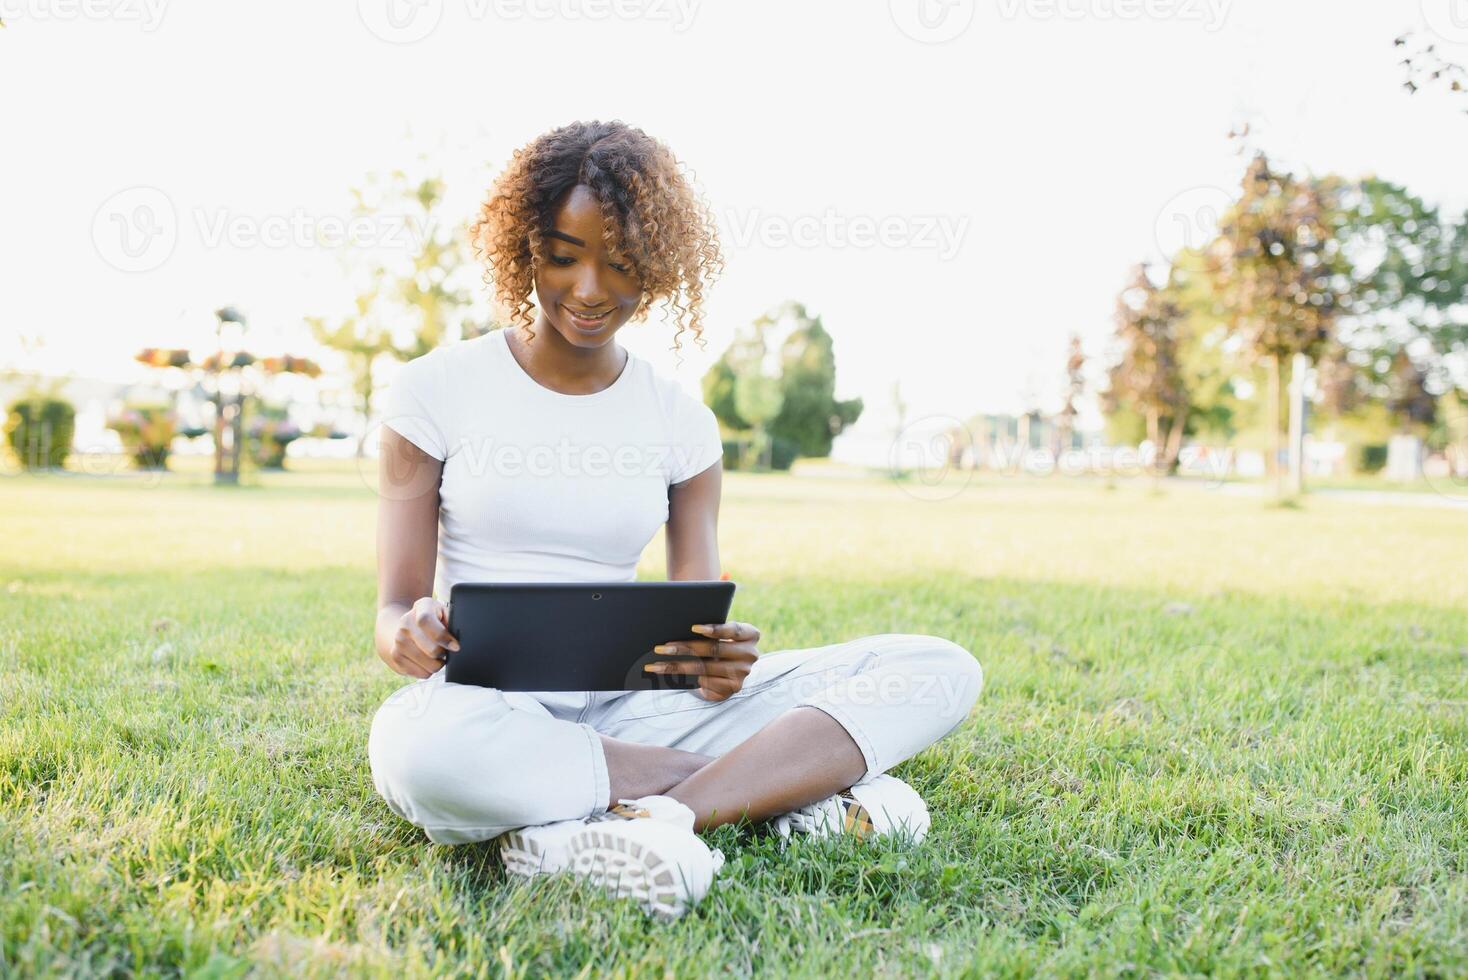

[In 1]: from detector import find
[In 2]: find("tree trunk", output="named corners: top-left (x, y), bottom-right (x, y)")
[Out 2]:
top-left (1267, 354), bottom-right (1283, 497)
top-left (1163, 408), bottom-right (1188, 474)
top-left (1147, 408), bottom-right (1161, 489)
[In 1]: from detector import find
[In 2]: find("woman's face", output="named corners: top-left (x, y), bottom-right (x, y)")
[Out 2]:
top-left (533, 183), bottom-right (642, 348)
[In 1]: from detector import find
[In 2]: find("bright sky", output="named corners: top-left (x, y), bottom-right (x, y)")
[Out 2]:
top-left (3, 0), bottom-right (1466, 452)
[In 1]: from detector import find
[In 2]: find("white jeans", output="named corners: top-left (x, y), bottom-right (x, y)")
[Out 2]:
top-left (368, 633), bottom-right (983, 844)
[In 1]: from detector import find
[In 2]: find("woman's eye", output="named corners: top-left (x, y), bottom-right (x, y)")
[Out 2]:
top-left (549, 255), bottom-right (575, 266)
top-left (610, 262), bottom-right (631, 274)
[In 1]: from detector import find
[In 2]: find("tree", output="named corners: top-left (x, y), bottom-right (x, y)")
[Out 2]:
top-left (701, 301), bottom-right (862, 470)
top-left (765, 303), bottom-right (863, 463)
top-left (309, 167), bottom-right (479, 453)
top-left (1209, 153), bottom-right (1342, 495)
top-left (726, 324), bottom-right (783, 470)
top-left (1331, 177), bottom-right (1468, 400)
top-left (1395, 31), bottom-right (1468, 114)
top-left (1384, 349), bottom-right (1437, 434)
top-left (701, 357), bottom-right (748, 434)
top-left (1105, 264), bottom-right (1190, 480)
top-left (1056, 334), bottom-right (1085, 452)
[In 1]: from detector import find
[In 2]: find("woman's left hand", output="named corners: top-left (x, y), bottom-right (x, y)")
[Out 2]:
top-left (646, 621), bottom-right (761, 702)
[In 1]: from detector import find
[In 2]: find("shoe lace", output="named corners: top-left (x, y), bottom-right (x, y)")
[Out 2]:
top-left (588, 799), bottom-right (654, 823)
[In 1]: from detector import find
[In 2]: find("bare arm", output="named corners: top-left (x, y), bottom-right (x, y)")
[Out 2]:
top-left (665, 460), bottom-right (723, 581)
top-left (374, 426), bottom-right (457, 677)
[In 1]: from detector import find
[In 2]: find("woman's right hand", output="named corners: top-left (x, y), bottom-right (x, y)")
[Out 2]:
top-left (382, 596), bottom-right (459, 678)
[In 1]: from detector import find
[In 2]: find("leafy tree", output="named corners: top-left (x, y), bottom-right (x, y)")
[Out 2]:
top-left (766, 303), bottom-right (864, 462)
top-left (1209, 153), bottom-right (1342, 494)
top-left (701, 357), bottom-right (748, 433)
top-left (1331, 177), bottom-right (1468, 400)
top-left (1384, 349), bottom-right (1437, 434)
top-left (724, 323), bottom-right (783, 470)
top-left (702, 301), bottom-right (862, 470)
top-left (1105, 264), bottom-right (1190, 479)
top-left (309, 168), bottom-right (478, 453)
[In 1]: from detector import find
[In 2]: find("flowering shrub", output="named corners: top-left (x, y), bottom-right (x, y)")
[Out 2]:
top-left (135, 348), bottom-right (192, 369)
top-left (247, 414), bottom-right (302, 469)
top-left (107, 404), bottom-right (178, 470)
top-left (5, 396), bottom-right (76, 470)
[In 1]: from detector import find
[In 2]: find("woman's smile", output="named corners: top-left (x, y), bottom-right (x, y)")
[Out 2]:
top-left (563, 304), bottom-right (614, 331)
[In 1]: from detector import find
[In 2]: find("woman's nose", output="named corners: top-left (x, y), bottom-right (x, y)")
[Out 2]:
top-left (572, 266), bottom-right (609, 306)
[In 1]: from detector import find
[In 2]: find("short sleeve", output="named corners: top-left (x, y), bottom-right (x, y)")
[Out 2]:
top-left (379, 352), bottom-right (449, 461)
top-left (669, 395), bottom-right (724, 485)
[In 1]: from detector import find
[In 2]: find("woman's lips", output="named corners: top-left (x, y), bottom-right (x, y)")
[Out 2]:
top-left (565, 305), bottom-right (612, 330)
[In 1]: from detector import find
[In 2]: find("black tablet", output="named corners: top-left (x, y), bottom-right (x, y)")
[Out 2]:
top-left (444, 580), bottom-right (737, 691)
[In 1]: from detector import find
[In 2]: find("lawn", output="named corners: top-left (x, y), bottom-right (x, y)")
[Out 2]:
top-left (1, 465), bottom-right (1465, 976)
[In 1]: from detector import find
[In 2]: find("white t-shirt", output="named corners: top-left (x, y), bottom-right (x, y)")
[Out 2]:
top-left (380, 327), bottom-right (723, 598)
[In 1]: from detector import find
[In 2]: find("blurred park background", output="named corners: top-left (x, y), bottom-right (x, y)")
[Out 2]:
top-left (2, 0), bottom-right (1467, 975)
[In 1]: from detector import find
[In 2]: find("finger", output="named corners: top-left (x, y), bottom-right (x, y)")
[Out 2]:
top-left (396, 654), bottom-right (433, 679)
top-left (645, 657), bottom-right (709, 677)
top-left (416, 607), bottom-right (459, 651)
top-left (655, 640), bottom-right (757, 662)
top-left (407, 619), bottom-right (449, 659)
top-left (691, 621), bottom-right (760, 643)
top-left (398, 643), bottom-right (443, 677)
top-left (650, 658), bottom-right (751, 680)
top-left (653, 640), bottom-right (720, 659)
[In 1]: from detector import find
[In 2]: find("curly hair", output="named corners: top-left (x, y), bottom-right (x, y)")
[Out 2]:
top-left (470, 120), bottom-right (724, 357)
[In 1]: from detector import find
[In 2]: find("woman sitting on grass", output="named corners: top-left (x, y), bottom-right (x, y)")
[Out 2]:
top-left (367, 119), bottom-right (984, 919)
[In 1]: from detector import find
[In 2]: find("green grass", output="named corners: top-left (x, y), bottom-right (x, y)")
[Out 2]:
top-left (2, 466), bottom-right (1465, 977)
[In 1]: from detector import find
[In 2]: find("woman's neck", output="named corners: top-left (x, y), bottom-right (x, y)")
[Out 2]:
top-left (508, 314), bottom-right (628, 396)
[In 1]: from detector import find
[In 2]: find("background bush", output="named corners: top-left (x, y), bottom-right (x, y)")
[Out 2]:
top-left (4, 396), bottom-right (76, 470)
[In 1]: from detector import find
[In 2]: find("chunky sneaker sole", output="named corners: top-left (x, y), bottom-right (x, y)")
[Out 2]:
top-left (566, 818), bottom-right (724, 919)
top-left (499, 818), bottom-right (585, 878)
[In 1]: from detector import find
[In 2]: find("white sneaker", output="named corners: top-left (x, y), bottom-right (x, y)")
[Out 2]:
top-left (771, 773), bottom-right (931, 844)
top-left (499, 817), bottom-right (587, 878)
top-left (566, 795), bottom-right (725, 919)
